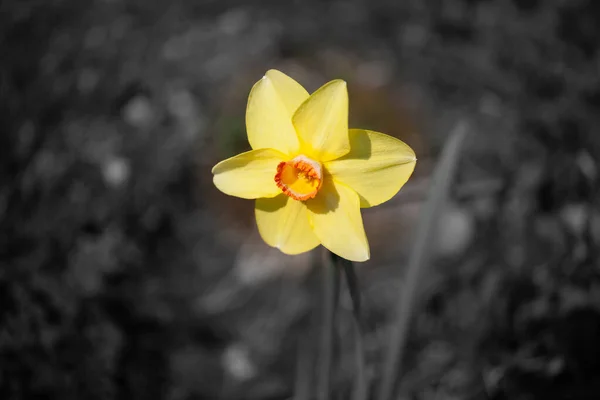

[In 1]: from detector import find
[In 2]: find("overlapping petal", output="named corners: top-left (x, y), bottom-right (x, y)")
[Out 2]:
top-left (246, 70), bottom-right (309, 154)
top-left (255, 194), bottom-right (320, 254)
top-left (263, 69), bottom-right (310, 115)
top-left (325, 129), bottom-right (416, 208)
top-left (306, 177), bottom-right (369, 262)
top-left (212, 148), bottom-right (286, 199)
top-left (293, 80), bottom-right (350, 162)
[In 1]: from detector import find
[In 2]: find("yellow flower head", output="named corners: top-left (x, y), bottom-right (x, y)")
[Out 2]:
top-left (212, 70), bottom-right (416, 262)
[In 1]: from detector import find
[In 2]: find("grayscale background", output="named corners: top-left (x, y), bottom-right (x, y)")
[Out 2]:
top-left (1, 0), bottom-right (599, 399)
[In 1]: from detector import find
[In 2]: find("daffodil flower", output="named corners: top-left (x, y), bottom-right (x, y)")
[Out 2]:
top-left (212, 70), bottom-right (416, 262)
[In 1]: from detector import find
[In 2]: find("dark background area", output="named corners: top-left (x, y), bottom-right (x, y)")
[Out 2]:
top-left (1, 0), bottom-right (600, 399)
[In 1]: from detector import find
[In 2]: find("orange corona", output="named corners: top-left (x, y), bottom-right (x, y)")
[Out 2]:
top-left (274, 155), bottom-right (323, 201)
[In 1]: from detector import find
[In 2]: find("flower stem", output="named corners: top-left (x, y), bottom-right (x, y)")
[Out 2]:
top-left (335, 254), bottom-right (368, 400)
top-left (317, 249), bottom-right (341, 400)
top-left (293, 325), bottom-right (313, 400)
top-left (377, 122), bottom-right (468, 400)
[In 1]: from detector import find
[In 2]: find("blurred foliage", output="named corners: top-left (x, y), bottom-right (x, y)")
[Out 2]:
top-left (1, 0), bottom-right (600, 399)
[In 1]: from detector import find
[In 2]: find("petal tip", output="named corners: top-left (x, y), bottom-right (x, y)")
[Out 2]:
top-left (314, 79), bottom-right (347, 95)
top-left (328, 79), bottom-right (347, 90)
top-left (210, 161), bottom-right (222, 174)
top-left (265, 69), bottom-right (281, 76)
top-left (357, 250), bottom-right (370, 262)
top-left (264, 69), bottom-right (291, 83)
top-left (338, 249), bottom-right (370, 262)
top-left (275, 242), bottom-right (318, 256)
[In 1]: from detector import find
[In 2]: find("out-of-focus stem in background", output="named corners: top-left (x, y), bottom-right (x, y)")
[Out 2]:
top-left (377, 122), bottom-right (468, 400)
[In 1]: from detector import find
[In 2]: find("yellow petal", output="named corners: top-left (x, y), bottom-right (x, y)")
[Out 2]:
top-left (293, 80), bottom-right (350, 162)
top-left (255, 194), bottom-right (320, 255)
top-left (264, 69), bottom-right (310, 115)
top-left (306, 177), bottom-right (369, 262)
top-left (325, 129), bottom-right (416, 208)
top-left (212, 148), bottom-right (286, 199)
top-left (246, 70), bottom-right (309, 154)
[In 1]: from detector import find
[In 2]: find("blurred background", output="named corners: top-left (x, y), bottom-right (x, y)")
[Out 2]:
top-left (1, 0), bottom-right (600, 399)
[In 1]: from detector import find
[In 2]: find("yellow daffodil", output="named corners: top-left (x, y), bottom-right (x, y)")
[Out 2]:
top-left (212, 70), bottom-right (416, 262)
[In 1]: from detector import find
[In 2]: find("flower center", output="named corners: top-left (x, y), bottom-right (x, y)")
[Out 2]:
top-left (274, 155), bottom-right (323, 201)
